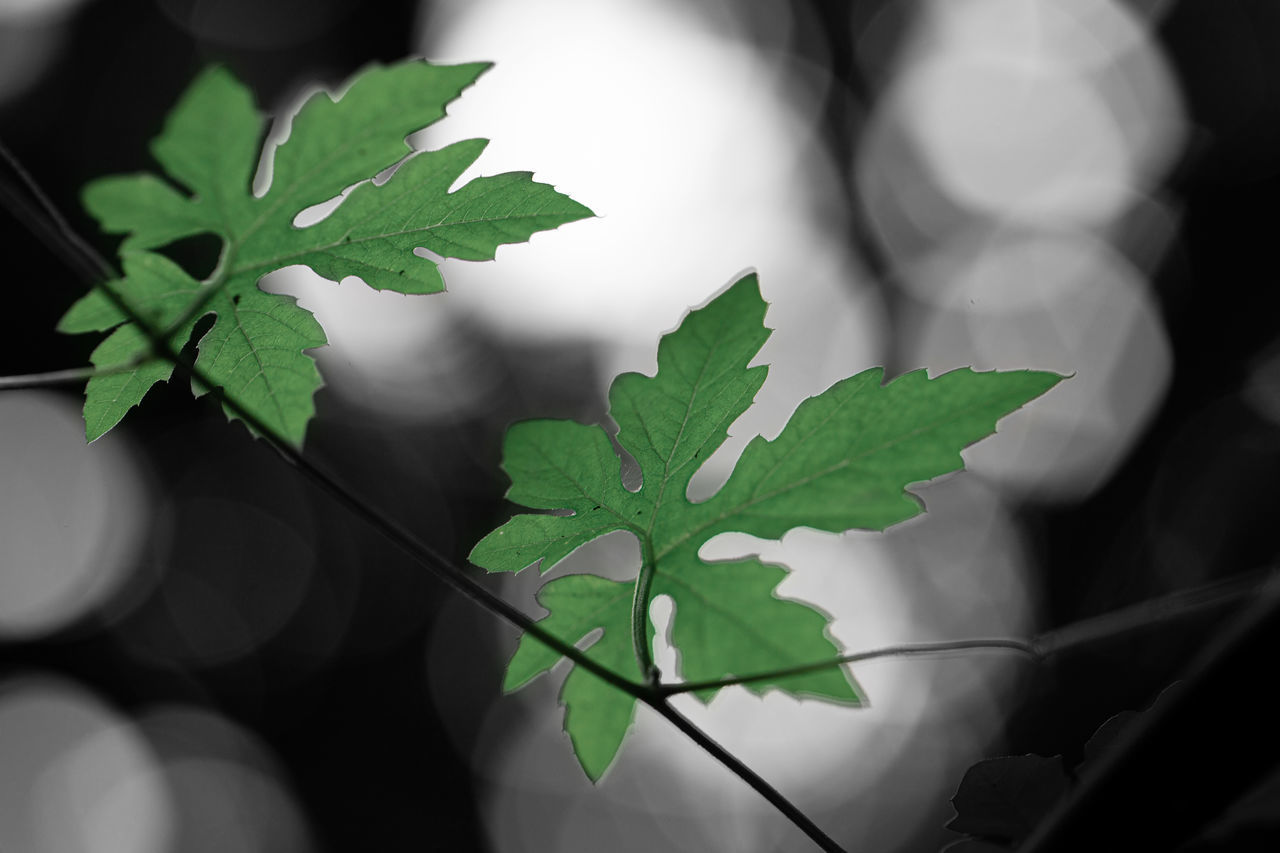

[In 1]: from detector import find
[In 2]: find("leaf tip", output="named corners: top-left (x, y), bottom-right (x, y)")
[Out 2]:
top-left (500, 663), bottom-right (534, 694)
top-left (402, 56), bottom-right (495, 94)
top-left (726, 267), bottom-right (762, 298)
top-left (1013, 367), bottom-right (1071, 404)
top-left (678, 268), bottom-right (771, 337)
top-left (83, 406), bottom-right (121, 444)
top-left (565, 720), bottom-right (621, 784)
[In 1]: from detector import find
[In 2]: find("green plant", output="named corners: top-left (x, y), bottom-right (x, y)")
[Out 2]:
top-left (14, 57), bottom-right (1213, 853)
top-left (58, 61), bottom-right (591, 445)
top-left (471, 271), bottom-right (1060, 781)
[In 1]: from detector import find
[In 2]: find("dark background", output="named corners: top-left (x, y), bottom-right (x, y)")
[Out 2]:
top-left (2, 1), bottom-right (1279, 850)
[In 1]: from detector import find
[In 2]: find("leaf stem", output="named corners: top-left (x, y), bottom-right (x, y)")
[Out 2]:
top-left (631, 536), bottom-right (661, 686)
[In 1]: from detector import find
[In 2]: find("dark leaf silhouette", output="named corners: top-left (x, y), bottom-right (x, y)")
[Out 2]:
top-left (947, 755), bottom-right (1069, 844)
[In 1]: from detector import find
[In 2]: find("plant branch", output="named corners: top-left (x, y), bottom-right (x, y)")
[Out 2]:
top-left (643, 696), bottom-right (848, 853)
top-left (15, 134), bottom-right (1264, 853)
top-left (1031, 568), bottom-right (1269, 659)
top-left (0, 361), bottom-right (149, 390)
top-left (659, 638), bottom-right (1037, 697)
top-left (657, 569), bottom-right (1269, 697)
top-left (1018, 570), bottom-right (1280, 852)
top-left (0, 137), bottom-right (644, 700)
top-left (0, 141), bottom-right (116, 283)
top-left (0, 140), bottom-right (851, 852)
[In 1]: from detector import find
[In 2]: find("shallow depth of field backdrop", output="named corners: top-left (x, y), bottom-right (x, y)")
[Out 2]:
top-left (2, 1), bottom-right (1278, 851)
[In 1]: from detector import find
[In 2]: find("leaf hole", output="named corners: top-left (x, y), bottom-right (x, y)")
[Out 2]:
top-left (649, 594), bottom-right (680, 678)
top-left (413, 246), bottom-right (446, 264)
top-left (698, 531), bottom-right (769, 563)
top-left (608, 432), bottom-right (642, 492)
top-left (546, 530), bottom-right (640, 581)
top-left (575, 626), bottom-right (604, 652)
top-left (292, 182), bottom-right (361, 228)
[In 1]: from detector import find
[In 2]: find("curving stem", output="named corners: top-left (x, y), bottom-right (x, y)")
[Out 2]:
top-left (631, 536), bottom-right (661, 686)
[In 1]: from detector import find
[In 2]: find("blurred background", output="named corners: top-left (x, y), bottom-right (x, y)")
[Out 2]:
top-left (1, 0), bottom-right (1278, 850)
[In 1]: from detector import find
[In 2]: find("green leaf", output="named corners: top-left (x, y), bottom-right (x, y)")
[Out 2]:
top-left (64, 60), bottom-right (593, 444)
top-left (472, 271), bottom-right (1064, 779)
top-left (504, 574), bottom-right (639, 782)
top-left (82, 174), bottom-right (216, 252)
top-left (699, 364), bottom-right (1069, 539)
top-left (57, 252), bottom-right (202, 440)
top-left (653, 558), bottom-right (857, 704)
top-left (190, 287), bottom-right (326, 443)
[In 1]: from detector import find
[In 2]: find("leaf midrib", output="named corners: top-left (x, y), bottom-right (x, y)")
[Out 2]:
top-left (643, 331), bottom-right (726, 542)
top-left (228, 208), bottom-right (562, 280)
top-left (201, 300), bottom-right (290, 429)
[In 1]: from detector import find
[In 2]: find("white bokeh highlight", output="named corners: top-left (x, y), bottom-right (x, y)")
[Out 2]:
top-left (413, 0), bottom-right (882, 352)
top-left (267, 0), bottom-right (886, 419)
top-left (0, 392), bottom-right (151, 639)
top-left (0, 675), bottom-right (173, 853)
top-left (859, 0), bottom-right (1184, 500)
top-left (136, 705), bottom-right (315, 853)
top-left (904, 230), bottom-right (1172, 497)
top-left (890, 0), bottom-right (1184, 227)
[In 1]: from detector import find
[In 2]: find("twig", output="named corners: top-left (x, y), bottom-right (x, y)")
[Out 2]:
top-left (644, 696), bottom-right (847, 853)
top-left (12, 133), bottom-right (1264, 853)
top-left (0, 141), bottom-right (116, 283)
top-left (0, 139), bottom-right (852, 853)
top-left (1018, 571), bottom-right (1280, 852)
top-left (1031, 568), bottom-right (1269, 659)
top-left (0, 362), bottom-right (145, 390)
top-left (0, 136), bottom-right (644, 700)
top-left (657, 570), bottom-right (1267, 697)
top-left (659, 638), bottom-right (1037, 697)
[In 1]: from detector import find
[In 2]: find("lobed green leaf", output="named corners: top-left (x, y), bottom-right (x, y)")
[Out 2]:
top-left (696, 366), bottom-right (1068, 543)
top-left (64, 60), bottom-right (593, 444)
top-left (504, 574), bottom-right (639, 782)
top-left (473, 271), bottom-right (1064, 779)
top-left (59, 252), bottom-right (202, 439)
top-left (191, 287), bottom-right (326, 443)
